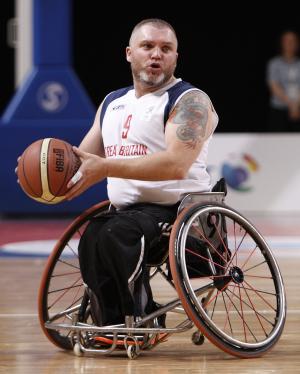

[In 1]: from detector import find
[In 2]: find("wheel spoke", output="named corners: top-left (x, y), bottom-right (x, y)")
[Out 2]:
top-left (225, 286), bottom-right (276, 327)
top-left (222, 292), bottom-right (234, 336)
top-left (241, 284), bottom-right (268, 337)
top-left (243, 260), bottom-right (267, 273)
top-left (193, 225), bottom-right (229, 266)
top-left (243, 279), bottom-right (277, 311)
top-left (52, 270), bottom-right (81, 277)
top-left (234, 284), bottom-right (277, 297)
top-left (210, 291), bottom-right (218, 320)
top-left (48, 275), bottom-right (83, 309)
top-left (212, 218), bottom-right (231, 262)
top-left (202, 278), bottom-right (232, 308)
top-left (57, 258), bottom-right (80, 270)
top-left (225, 230), bottom-right (247, 272)
top-left (238, 285), bottom-right (247, 342)
top-left (185, 247), bottom-right (226, 272)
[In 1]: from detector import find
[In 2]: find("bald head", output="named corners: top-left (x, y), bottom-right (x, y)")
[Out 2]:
top-left (129, 18), bottom-right (178, 48)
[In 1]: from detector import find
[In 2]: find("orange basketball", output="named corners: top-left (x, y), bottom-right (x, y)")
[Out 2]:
top-left (17, 138), bottom-right (81, 204)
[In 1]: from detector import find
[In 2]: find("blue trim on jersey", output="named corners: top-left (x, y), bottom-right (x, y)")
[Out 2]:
top-left (100, 81), bottom-right (195, 128)
top-left (100, 86), bottom-right (133, 127)
top-left (163, 81), bottom-right (196, 125)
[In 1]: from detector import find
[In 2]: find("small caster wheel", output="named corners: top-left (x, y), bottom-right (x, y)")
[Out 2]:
top-left (73, 342), bottom-right (83, 356)
top-left (192, 331), bottom-right (205, 346)
top-left (127, 345), bottom-right (138, 360)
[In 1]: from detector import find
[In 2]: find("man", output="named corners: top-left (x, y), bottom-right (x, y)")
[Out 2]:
top-left (267, 30), bottom-right (300, 131)
top-left (66, 18), bottom-right (218, 326)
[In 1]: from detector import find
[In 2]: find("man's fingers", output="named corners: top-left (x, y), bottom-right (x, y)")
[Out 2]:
top-left (67, 170), bottom-right (83, 189)
top-left (65, 180), bottom-right (87, 201)
top-left (65, 170), bottom-right (86, 200)
top-left (72, 146), bottom-right (87, 159)
top-left (15, 156), bottom-right (21, 174)
top-left (71, 170), bottom-right (83, 184)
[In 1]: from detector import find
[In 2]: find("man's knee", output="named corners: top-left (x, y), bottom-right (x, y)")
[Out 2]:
top-left (79, 219), bottom-right (107, 260)
top-left (100, 216), bottom-right (141, 244)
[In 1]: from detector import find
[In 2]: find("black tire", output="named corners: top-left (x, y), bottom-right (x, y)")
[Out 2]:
top-left (38, 201), bottom-right (110, 350)
top-left (169, 202), bottom-right (286, 358)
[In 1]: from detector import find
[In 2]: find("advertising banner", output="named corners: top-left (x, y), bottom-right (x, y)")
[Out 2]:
top-left (208, 134), bottom-right (300, 213)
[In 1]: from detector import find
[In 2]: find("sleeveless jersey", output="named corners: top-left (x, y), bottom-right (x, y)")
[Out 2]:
top-left (100, 78), bottom-right (218, 209)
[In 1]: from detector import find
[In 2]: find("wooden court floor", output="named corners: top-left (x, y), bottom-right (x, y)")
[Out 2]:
top-left (0, 214), bottom-right (299, 373)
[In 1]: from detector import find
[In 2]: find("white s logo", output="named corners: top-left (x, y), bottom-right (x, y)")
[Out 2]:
top-left (37, 82), bottom-right (68, 112)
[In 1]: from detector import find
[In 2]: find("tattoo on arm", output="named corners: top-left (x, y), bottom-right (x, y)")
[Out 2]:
top-left (170, 91), bottom-right (210, 149)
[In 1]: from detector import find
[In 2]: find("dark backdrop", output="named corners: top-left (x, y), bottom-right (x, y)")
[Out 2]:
top-left (2, 3), bottom-right (300, 132)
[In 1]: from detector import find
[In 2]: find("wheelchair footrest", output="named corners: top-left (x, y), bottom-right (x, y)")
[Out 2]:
top-left (93, 332), bottom-right (168, 349)
top-left (94, 335), bottom-right (143, 348)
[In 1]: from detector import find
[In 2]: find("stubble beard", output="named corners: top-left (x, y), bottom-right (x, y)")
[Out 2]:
top-left (132, 64), bottom-right (175, 89)
top-left (138, 70), bottom-right (167, 87)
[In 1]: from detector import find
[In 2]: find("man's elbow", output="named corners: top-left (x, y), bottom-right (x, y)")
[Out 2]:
top-left (172, 165), bottom-right (188, 180)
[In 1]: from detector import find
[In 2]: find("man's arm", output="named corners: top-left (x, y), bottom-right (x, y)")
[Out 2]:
top-left (66, 90), bottom-right (215, 200)
top-left (269, 80), bottom-right (293, 106)
top-left (78, 103), bottom-right (105, 156)
top-left (269, 80), bottom-right (300, 120)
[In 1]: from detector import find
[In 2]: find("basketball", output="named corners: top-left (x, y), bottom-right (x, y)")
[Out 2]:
top-left (17, 138), bottom-right (81, 204)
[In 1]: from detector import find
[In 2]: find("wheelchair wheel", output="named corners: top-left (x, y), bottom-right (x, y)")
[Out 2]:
top-left (169, 202), bottom-right (286, 358)
top-left (38, 201), bottom-right (110, 350)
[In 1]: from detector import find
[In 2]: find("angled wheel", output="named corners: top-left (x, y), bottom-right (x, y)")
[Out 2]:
top-left (38, 201), bottom-right (110, 350)
top-left (169, 202), bottom-right (286, 358)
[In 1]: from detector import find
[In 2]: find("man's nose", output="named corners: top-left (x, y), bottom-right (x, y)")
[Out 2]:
top-left (151, 47), bottom-right (162, 58)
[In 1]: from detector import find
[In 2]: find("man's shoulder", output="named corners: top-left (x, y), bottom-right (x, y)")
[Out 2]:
top-left (168, 81), bottom-right (211, 103)
top-left (168, 80), bottom-right (196, 92)
top-left (268, 56), bottom-right (290, 68)
top-left (102, 85), bottom-right (134, 110)
top-left (163, 81), bottom-right (203, 124)
top-left (106, 86), bottom-right (134, 102)
top-left (100, 86), bottom-right (134, 128)
top-left (166, 80), bottom-right (198, 101)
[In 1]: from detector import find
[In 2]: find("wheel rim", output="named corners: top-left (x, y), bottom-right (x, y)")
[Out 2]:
top-left (176, 205), bottom-right (286, 351)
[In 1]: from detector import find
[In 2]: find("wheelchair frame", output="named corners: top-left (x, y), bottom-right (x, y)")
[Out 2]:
top-left (38, 193), bottom-right (286, 359)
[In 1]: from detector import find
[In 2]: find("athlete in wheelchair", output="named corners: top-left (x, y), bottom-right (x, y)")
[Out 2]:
top-left (38, 19), bottom-right (286, 359)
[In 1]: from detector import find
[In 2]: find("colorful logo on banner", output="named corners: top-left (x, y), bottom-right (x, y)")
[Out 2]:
top-left (221, 153), bottom-right (259, 191)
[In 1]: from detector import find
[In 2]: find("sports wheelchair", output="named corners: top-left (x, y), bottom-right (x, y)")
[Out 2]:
top-left (38, 191), bottom-right (286, 359)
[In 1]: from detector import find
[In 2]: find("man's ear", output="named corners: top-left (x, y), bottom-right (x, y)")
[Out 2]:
top-left (126, 46), bottom-right (131, 63)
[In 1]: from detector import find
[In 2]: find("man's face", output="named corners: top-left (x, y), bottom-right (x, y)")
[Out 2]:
top-left (126, 24), bottom-right (178, 88)
top-left (281, 32), bottom-right (299, 56)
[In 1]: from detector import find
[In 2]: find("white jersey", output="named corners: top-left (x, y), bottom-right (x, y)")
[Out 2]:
top-left (100, 78), bottom-right (218, 209)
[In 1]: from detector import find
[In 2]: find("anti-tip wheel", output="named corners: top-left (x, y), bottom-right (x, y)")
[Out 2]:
top-left (192, 331), bottom-right (205, 346)
top-left (73, 342), bottom-right (83, 356)
top-left (127, 345), bottom-right (139, 360)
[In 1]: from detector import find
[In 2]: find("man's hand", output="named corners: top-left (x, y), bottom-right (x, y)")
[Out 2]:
top-left (15, 157), bottom-right (21, 184)
top-left (288, 103), bottom-right (300, 121)
top-left (65, 147), bottom-right (107, 201)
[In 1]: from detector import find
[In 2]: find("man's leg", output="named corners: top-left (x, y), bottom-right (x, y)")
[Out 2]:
top-left (78, 204), bottom-right (178, 325)
top-left (78, 217), bottom-right (123, 325)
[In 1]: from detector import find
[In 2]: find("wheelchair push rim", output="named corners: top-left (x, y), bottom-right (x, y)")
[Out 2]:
top-left (169, 202), bottom-right (286, 358)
